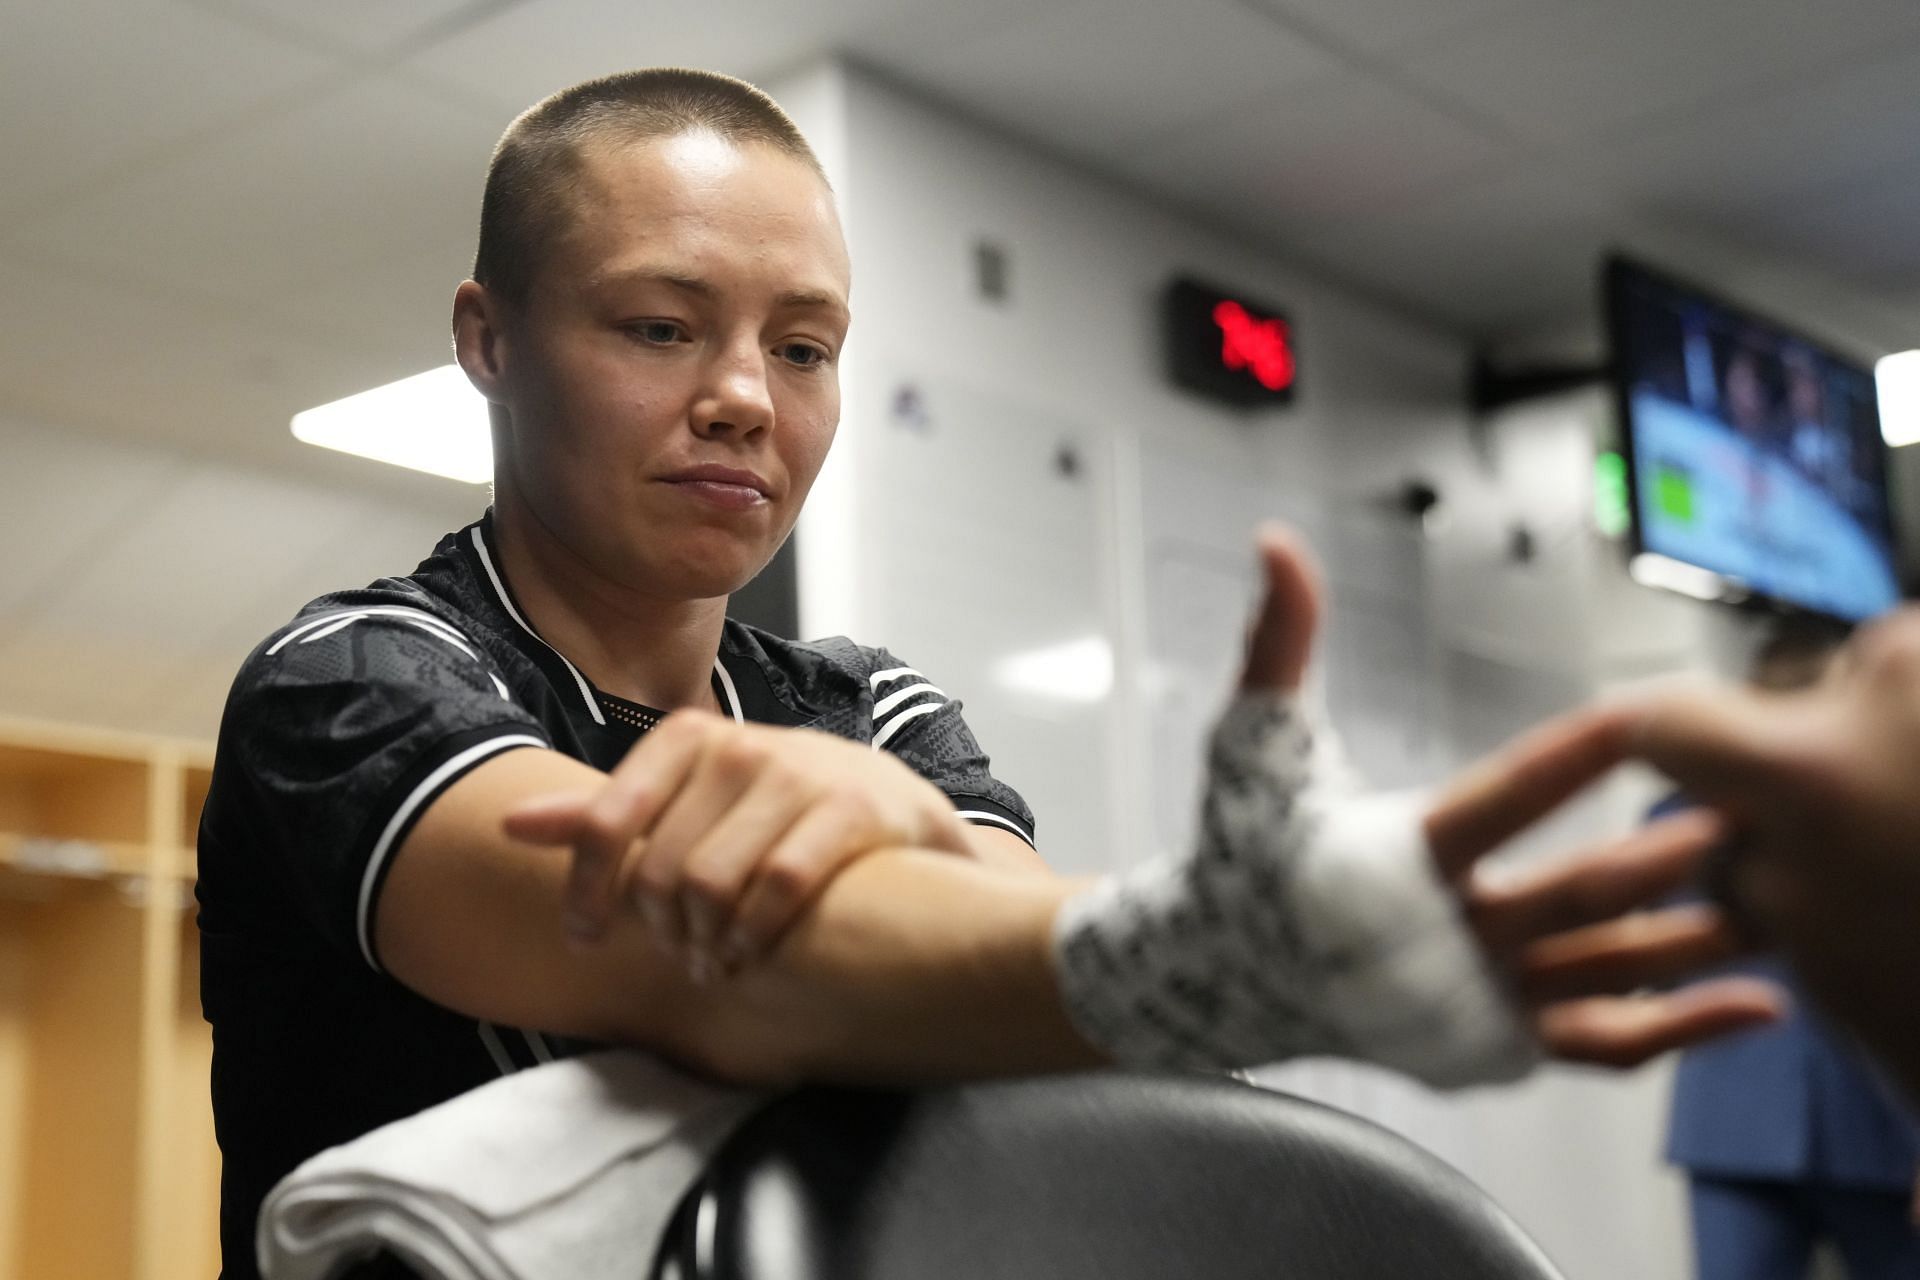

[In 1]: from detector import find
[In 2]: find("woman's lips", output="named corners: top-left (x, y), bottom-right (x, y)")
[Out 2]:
top-left (663, 478), bottom-right (768, 510)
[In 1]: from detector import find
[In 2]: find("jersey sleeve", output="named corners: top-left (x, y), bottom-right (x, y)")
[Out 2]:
top-left (219, 603), bottom-right (551, 971)
top-left (864, 648), bottom-right (1037, 848)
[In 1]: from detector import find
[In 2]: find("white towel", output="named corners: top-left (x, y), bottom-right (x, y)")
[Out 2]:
top-left (259, 1050), bottom-right (767, 1280)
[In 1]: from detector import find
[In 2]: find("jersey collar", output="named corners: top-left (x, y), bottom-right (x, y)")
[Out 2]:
top-left (463, 512), bottom-right (746, 728)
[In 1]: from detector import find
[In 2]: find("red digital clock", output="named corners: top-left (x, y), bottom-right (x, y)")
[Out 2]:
top-left (1163, 276), bottom-right (1297, 408)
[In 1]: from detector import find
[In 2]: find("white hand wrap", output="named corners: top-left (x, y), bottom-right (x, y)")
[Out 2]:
top-left (1052, 692), bottom-right (1538, 1088)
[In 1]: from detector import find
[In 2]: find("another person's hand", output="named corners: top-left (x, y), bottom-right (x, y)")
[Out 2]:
top-left (1239, 526), bottom-right (1781, 1069)
top-left (504, 714), bottom-right (971, 978)
top-left (1631, 607), bottom-right (1920, 1099)
top-left (1428, 717), bottom-right (1781, 1065)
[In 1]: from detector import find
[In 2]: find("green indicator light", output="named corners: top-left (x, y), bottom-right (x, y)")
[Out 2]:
top-left (1653, 464), bottom-right (1695, 524)
top-left (1594, 450), bottom-right (1630, 538)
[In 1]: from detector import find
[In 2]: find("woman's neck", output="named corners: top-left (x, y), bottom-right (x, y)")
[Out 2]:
top-left (489, 497), bottom-right (727, 713)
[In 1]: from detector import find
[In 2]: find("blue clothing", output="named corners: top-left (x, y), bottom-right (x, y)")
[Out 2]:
top-left (1667, 971), bottom-right (1920, 1188)
top-left (1653, 791), bottom-right (1920, 1276)
top-left (1653, 795), bottom-right (1920, 1190)
top-left (1688, 1177), bottom-right (1920, 1280)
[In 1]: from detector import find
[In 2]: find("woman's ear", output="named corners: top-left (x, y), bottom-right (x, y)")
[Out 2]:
top-left (452, 279), bottom-right (510, 403)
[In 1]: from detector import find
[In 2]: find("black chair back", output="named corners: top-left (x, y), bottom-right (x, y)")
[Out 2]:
top-left (651, 1072), bottom-right (1564, 1279)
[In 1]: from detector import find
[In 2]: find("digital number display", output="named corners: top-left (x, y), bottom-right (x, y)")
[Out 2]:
top-left (1163, 276), bottom-right (1297, 408)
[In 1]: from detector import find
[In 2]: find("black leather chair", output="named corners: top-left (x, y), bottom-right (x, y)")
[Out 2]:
top-left (650, 1072), bottom-right (1565, 1279)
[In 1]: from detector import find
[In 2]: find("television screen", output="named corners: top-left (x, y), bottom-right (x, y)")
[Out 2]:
top-left (1605, 255), bottom-right (1900, 622)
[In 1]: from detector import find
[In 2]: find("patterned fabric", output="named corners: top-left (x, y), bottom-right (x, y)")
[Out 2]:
top-left (1051, 691), bottom-right (1537, 1087)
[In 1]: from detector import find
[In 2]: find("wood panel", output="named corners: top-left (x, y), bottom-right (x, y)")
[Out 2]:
top-left (0, 719), bottom-right (218, 1280)
top-left (152, 912), bottom-right (219, 1280)
top-left (0, 736), bottom-right (153, 877)
top-left (135, 751), bottom-right (184, 1280)
top-left (180, 765), bottom-right (213, 865)
top-left (14, 884), bottom-right (145, 1280)
top-left (0, 900), bottom-right (31, 1280)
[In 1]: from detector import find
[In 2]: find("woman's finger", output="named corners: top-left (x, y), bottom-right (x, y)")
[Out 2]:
top-left (501, 789), bottom-right (596, 843)
top-left (564, 711), bottom-right (712, 944)
top-left (1237, 524), bottom-right (1324, 695)
top-left (661, 766), bottom-right (816, 977)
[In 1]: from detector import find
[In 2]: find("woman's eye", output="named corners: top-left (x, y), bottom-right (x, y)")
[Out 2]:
top-left (779, 342), bottom-right (828, 367)
top-left (630, 321), bottom-right (683, 344)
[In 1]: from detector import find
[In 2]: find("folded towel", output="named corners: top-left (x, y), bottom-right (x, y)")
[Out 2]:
top-left (259, 1050), bottom-right (767, 1280)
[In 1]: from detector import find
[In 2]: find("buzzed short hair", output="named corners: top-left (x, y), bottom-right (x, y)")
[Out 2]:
top-left (473, 68), bottom-right (825, 305)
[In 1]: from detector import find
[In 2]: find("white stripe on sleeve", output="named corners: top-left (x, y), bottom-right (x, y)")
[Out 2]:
top-left (269, 605), bottom-right (474, 656)
top-left (955, 809), bottom-right (1036, 847)
top-left (872, 682), bottom-right (945, 718)
top-left (872, 701), bottom-right (942, 750)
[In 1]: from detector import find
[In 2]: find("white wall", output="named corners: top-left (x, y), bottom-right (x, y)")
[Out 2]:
top-left (781, 57), bottom-right (1492, 872)
top-left (772, 58), bottom-right (1768, 1279)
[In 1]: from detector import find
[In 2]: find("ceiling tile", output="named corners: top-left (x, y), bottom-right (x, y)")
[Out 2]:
top-left (6, 75), bottom-right (501, 306)
top-left (1296, 220), bottom-right (1608, 337)
top-left (0, 417), bottom-right (195, 625)
top-left (1390, 0), bottom-right (1920, 146)
top-left (0, 447), bottom-right (482, 739)
top-left (871, 0), bottom-right (1341, 162)
top-left (1691, 170), bottom-right (1920, 294)
top-left (0, 451), bottom-right (468, 676)
top-left (0, 255), bottom-right (414, 470)
top-left (400, 0), bottom-right (960, 119)
top-left (1269, 148), bottom-right (1920, 349)
top-left (0, 0), bottom-right (339, 219)
top-left (174, 0), bottom-right (492, 60)
top-left (254, 235), bottom-right (474, 375)
top-left (0, 255), bottom-right (488, 519)
top-left (1270, 166), bottom-right (1619, 333)
top-left (1118, 71), bottom-right (1512, 236)
top-left (5, 461), bottom-right (371, 649)
top-left (1246, 0), bottom-right (1546, 55)
top-left (1581, 44), bottom-right (1920, 209)
top-left (837, 0), bottom-right (1083, 74)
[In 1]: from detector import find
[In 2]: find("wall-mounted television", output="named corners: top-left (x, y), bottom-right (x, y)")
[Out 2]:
top-left (1604, 254), bottom-right (1901, 622)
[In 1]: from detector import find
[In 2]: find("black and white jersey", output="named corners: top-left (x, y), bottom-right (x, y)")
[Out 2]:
top-left (196, 512), bottom-right (1033, 1279)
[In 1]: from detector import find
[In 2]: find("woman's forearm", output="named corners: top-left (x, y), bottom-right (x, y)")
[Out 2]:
top-left (689, 850), bottom-right (1103, 1085)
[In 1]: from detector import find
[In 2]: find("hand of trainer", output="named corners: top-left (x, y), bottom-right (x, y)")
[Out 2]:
top-left (503, 714), bottom-right (972, 980)
top-left (1240, 524), bottom-right (1782, 1068)
top-left (1631, 608), bottom-right (1920, 1100)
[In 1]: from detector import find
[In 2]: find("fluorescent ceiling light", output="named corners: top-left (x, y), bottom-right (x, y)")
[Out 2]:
top-left (992, 635), bottom-right (1115, 704)
top-left (1878, 350), bottom-right (1920, 447)
top-left (291, 364), bottom-right (491, 483)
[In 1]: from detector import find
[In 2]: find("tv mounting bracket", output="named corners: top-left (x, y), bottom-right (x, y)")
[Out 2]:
top-left (1468, 353), bottom-right (1612, 414)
